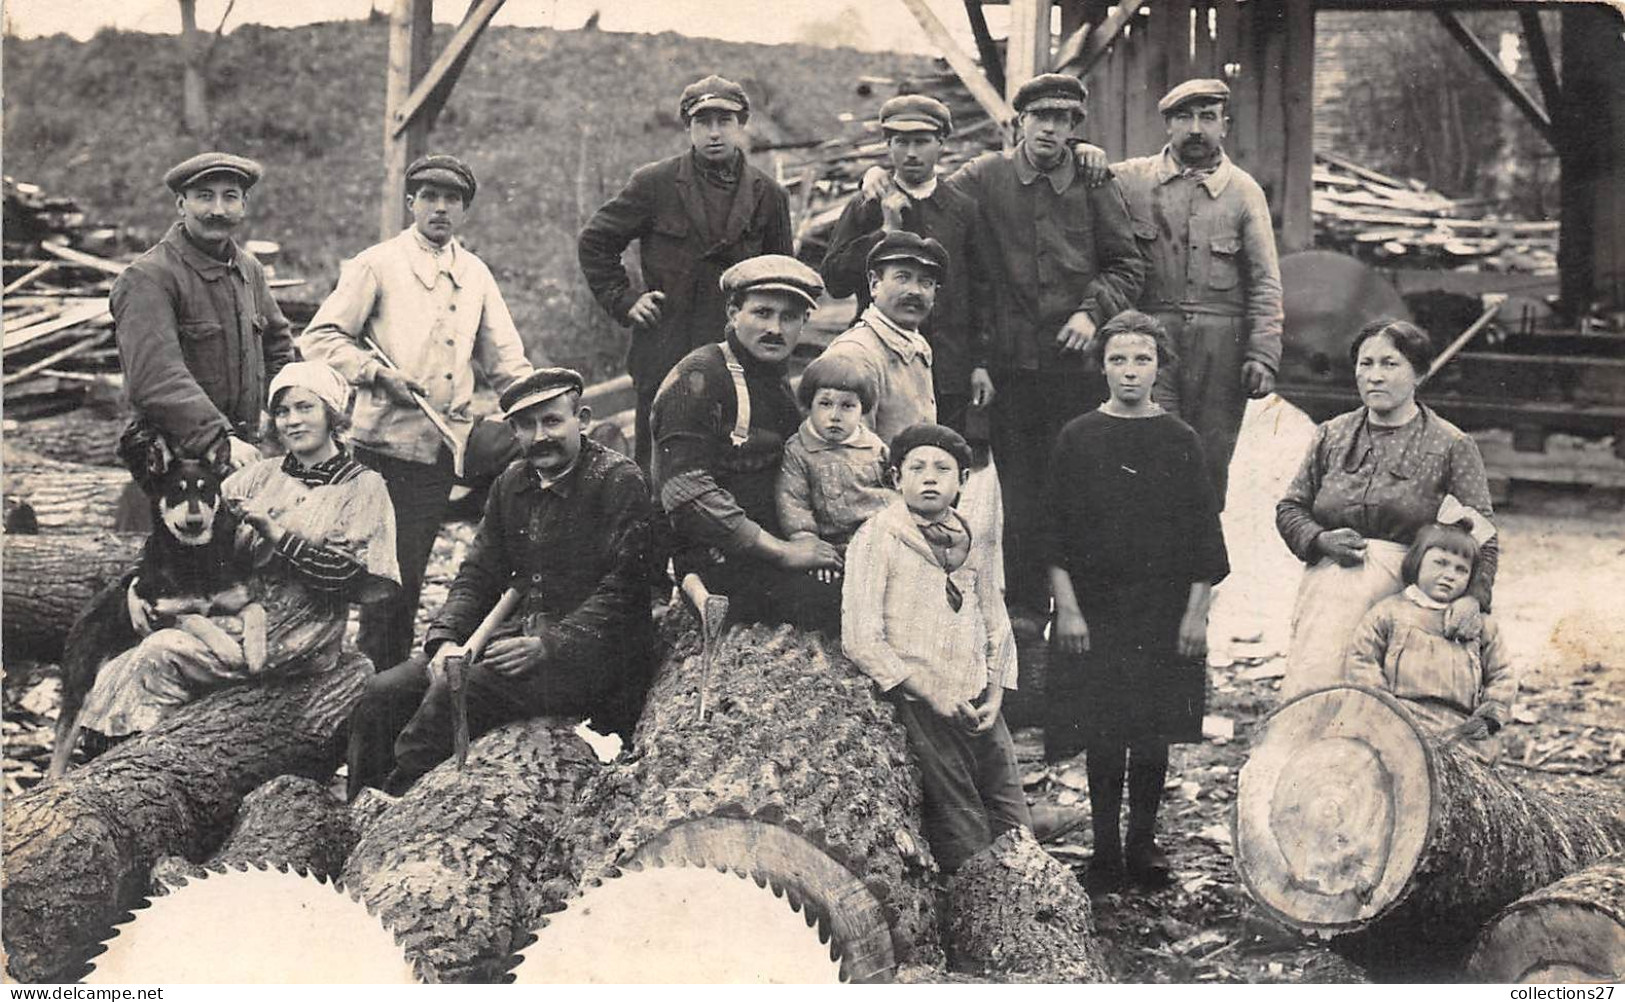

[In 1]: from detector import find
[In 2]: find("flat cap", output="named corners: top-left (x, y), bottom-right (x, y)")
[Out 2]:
top-left (889, 422), bottom-right (972, 472)
top-left (719, 254), bottom-right (824, 310)
top-left (406, 154), bottom-right (478, 203)
top-left (880, 94), bottom-right (952, 136)
top-left (1158, 78), bottom-right (1231, 115)
top-left (499, 367), bottom-right (586, 421)
top-left (867, 230), bottom-right (949, 276)
top-left (1013, 73), bottom-right (1088, 115)
top-left (164, 152), bottom-right (263, 194)
top-left (680, 74), bottom-right (749, 121)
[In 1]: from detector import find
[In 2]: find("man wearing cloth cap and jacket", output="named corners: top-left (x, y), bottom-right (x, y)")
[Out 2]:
top-left (114, 152), bottom-right (295, 467)
top-left (301, 154), bottom-right (534, 676)
top-left (579, 74), bottom-right (793, 470)
top-left (820, 95), bottom-right (988, 435)
top-left (347, 367), bottom-right (655, 796)
top-left (1112, 78), bottom-right (1283, 507)
top-left (940, 73), bottom-right (1145, 619)
top-left (650, 255), bottom-right (845, 630)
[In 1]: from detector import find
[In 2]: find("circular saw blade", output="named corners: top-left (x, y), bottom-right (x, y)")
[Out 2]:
top-left (85, 865), bottom-right (417, 984)
top-left (513, 864), bottom-right (844, 984)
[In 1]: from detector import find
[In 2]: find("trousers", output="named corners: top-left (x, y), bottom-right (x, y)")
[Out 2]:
top-left (1148, 310), bottom-right (1249, 509)
top-left (353, 445), bottom-right (456, 674)
top-left (894, 699), bottom-right (1031, 873)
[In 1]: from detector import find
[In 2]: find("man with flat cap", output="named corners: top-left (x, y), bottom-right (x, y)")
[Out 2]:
top-left (114, 152), bottom-right (295, 466)
top-left (820, 95), bottom-right (988, 435)
top-left (579, 74), bottom-right (793, 471)
top-left (939, 73), bottom-right (1145, 622)
top-left (348, 366), bottom-right (655, 796)
top-left (650, 254), bottom-right (845, 630)
top-left (1113, 78), bottom-right (1283, 508)
top-left (302, 153), bottom-right (534, 675)
top-left (821, 231), bottom-right (949, 444)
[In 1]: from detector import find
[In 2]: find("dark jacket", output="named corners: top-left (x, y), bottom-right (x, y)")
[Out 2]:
top-left (819, 182), bottom-right (988, 394)
top-left (112, 222), bottom-right (295, 455)
top-left (943, 148), bottom-right (1144, 374)
top-left (578, 150), bottom-right (793, 391)
top-left (423, 437), bottom-right (656, 735)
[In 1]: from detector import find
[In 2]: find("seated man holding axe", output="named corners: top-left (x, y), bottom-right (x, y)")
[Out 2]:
top-left (300, 154), bottom-right (534, 677)
top-left (346, 368), bottom-right (656, 797)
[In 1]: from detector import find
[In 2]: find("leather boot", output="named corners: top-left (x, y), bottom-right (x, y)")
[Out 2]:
top-left (1084, 742), bottom-right (1126, 893)
top-left (1125, 743), bottom-right (1173, 888)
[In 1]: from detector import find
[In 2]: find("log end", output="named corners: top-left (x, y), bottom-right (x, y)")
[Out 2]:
top-left (1235, 686), bottom-right (1435, 933)
top-left (1467, 857), bottom-right (1625, 983)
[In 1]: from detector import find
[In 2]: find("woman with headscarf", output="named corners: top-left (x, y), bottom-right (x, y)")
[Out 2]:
top-left (77, 362), bottom-right (400, 737)
top-left (1276, 318), bottom-right (1497, 700)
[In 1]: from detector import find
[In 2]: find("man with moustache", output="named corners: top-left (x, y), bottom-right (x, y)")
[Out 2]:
top-left (938, 74), bottom-right (1144, 621)
top-left (301, 153), bottom-right (534, 676)
top-left (820, 95), bottom-right (987, 434)
top-left (579, 74), bottom-right (793, 470)
top-left (347, 367), bottom-right (655, 796)
top-left (114, 152), bottom-right (295, 465)
top-left (650, 255), bottom-right (844, 629)
top-left (820, 231), bottom-right (949, 443)
top-left (1112, 79), bottom-right (1282, 506)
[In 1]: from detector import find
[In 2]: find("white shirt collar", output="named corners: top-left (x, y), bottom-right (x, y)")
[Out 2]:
top-left (894, 172), bottom-right (938, 201)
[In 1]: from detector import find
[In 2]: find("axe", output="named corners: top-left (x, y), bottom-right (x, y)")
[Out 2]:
top-left (679, 573), bottom-right (730, 723)
top-left (362, 335), bottom-right (468, 478)
top-left (445, 586), bottom-right (522, 768)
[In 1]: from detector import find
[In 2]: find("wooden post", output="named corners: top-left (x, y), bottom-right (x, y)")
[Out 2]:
top-left (1435, 10), bottom-right (1553, 144)
top-left (963, 0), bottom-right (1006, 98)
top-left (1558, 4), bottom-right (1625, 321)
top-left (899, 0), bottom-right (1017, 136)
top-left (1006, 0), bottom-right (1052, 101)
top-left (380, 0), bottom-right (434, 241)
top-left (1278, 0), bottom-right (1315, 253)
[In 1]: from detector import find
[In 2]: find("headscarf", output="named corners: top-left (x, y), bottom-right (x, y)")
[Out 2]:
top-left (268, 361), bottom-right (352, 416)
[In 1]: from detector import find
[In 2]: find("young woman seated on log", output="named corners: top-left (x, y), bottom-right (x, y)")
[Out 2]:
top-left (1345, 508), bottom-right (1515, 762)
top-left (73, 362), bottom-right (400, 741)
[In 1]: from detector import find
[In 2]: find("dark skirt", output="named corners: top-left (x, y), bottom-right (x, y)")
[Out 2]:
top-left (1043, 576), bottom-right (1207, 759)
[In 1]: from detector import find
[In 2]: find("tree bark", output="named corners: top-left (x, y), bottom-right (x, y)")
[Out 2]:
top-left (946, 828), bottom-right (1110, 982)
top-left (150, 775), bottom-right (361, 888)
top-left (2, 445), bottom-right (133, 534)
top-left (178, 0), bottom-right (210, 137)
top-left (6, 407), bottom-right (129, 467)
top-left (1467, 854), bottom-right (1625, 983)
top-left (1235, 686), bottom-right (1625, 976)
top-left (2, 532), bottom-right (143, 661)
top-left (549, 618), bottom-right (942, 983)
top-left (2, 653), bottom-right (368, 984)
top-left (340, 719), bottom-right (603, 984)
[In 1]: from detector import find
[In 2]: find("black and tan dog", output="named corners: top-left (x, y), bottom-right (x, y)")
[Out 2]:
top-left (49, 429), bottom-right (265, 779)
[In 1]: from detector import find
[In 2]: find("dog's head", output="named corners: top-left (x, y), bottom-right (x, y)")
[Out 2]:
top-left (119, 424), bottom-right (235, 547)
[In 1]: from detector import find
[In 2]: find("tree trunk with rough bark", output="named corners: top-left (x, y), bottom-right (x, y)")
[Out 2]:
top-left (548, 618), bottom-right (941, 983)
top-left (1235, 686), bottom-right (1625, 976)
top-left (340, 720), bottom-right (603, 984)
top-left (150, 775), bottom-right (362, 888)
top-left (947, 828), bottom-right (1110, 982)
top-left (1, 532), bottom-right (143, 661)
top-left (1, 654), bottom-right (367, 983)
top-left (1467, 854), bottom-right (1625, 983)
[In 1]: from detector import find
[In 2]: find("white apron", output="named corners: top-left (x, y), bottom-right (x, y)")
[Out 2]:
top-left (1283, 539), bottom-right (1408, 699)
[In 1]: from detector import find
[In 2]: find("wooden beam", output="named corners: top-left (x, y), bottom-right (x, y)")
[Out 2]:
top-left (898, 0), bottom-right (1016, 133)
top-left (1069, 1), bottom-right (1139, 78)
top-left (1280, 0), bottom-right (1315, 252)
top-left (1518, 9), bottom-right (1561, 125)
top-left (1005, 0), bottom-right (1053, 100)
top-left (380, 0), bottom-right (434, 240)
top-left (1435, 10), bottom-right (1553, 144)
top-left (390, 0), bottom-right (508, 139)
top-left (962, 0), bottom-right (1006, 98)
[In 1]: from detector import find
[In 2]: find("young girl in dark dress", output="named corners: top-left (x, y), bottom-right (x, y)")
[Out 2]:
top-left (1041, 310), bottom-right (1230, 891)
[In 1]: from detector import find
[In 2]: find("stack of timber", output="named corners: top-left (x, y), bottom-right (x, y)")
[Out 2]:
top-left (1312, 151), bottom-right (1558, 274)
top-left (1235, 686), bottom-right (1625, 979)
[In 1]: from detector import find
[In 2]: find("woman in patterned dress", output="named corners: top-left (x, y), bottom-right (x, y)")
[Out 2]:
top-left (1275, 318), bottom-right (1497, 699)
top-left (78, 362), bottom-right (399, 737)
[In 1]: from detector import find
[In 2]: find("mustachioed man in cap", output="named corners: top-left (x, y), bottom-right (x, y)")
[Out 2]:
top-left (649, 255), bottom-right (847, 632)
top-left (578, 74), bottom-right (793, 472)
top-left (820, 95), bottom-right (994, 437)
top-left (1111, 78), bottom-right (1283, 510)
top-left (300, 153), bottom-right (535, 676)
top-left (112, 152), bottom-right (295, 469)
top-left (347, 366), bottom-right (658, 796)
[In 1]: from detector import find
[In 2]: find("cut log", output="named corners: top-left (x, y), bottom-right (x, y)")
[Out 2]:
top-left (150, 775), bottom-right (362, 888)
top-left (946, 827), bottom-right (1109, 982)
top-left (6, 405), bottom-right (130, 467)
top-left (1235, 686), bottom-right (1625, 975)
top-left (551, 619), bottom-right (940, 983)
top-left (340, 719), bottom-right (603, 984)
top-left (1, 653), bottom-right (368, 983)
top-left (2, 443), bottom-right (132, 533)
top-left (1467, 854), bottom-right (1625, 983)
top-left (1, 532), bottom-right (144, 661)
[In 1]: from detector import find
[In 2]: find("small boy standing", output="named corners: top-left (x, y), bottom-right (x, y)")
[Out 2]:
top-left (777, 353), bottom-right (893, 554)
top-left (842, 423), bottom-right (1030, 873)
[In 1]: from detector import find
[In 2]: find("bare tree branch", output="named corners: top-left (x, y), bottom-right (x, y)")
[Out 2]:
top-left (202, 0), bottom-right (237, 70)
